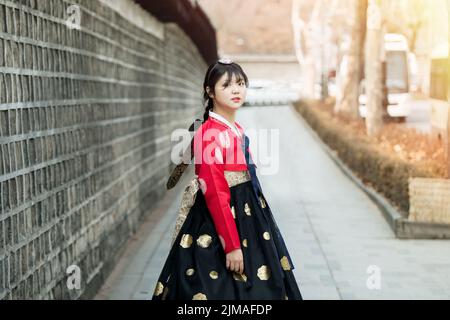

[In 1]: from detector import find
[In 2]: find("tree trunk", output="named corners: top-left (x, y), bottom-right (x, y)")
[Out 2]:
top-left (334, 0), bottom-right (364, 118)
top-left (364, 0), bottom-right (384, 136)
top-left (447, 0), bottom-right (450, 177)
top-left (303, 57), bottom-right (317, 98)
top-left (291, 0), bottom-right (321, 99)
top-left (358, 0), bottom-right (369, 82)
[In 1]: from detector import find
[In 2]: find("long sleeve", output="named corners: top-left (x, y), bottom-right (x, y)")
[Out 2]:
top-left (195, 132), bottom-right (241, 254)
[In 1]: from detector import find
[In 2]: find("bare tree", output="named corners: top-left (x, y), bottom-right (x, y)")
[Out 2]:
top-left (364, 0), bottom-right (384, 136)
top-left (291, 0), bottom-right (323, 98)
top-left (383, 0), bottom-right (427, 54)
top-left (333, 0), bottom-right (367, 118)
top-left (406, 0), bottom-right (427, 53)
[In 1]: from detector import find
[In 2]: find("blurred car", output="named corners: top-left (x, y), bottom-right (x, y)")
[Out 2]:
top-left (244, 80), bottom-right (301, 106)
top-left (359, 33), bottom-right (413, 121)
top-left (358, 80), bottom-right (410, 121)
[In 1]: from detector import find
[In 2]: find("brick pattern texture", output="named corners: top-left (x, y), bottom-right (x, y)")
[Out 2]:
top-left (0, 0), bottom-right (206, 299)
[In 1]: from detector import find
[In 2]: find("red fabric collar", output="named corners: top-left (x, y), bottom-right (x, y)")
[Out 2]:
top-left (208, 117), bottom-right (244, 141)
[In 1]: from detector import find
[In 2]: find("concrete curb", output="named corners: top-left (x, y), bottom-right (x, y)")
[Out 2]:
top-left (292, 103), bottom-right (450, 239)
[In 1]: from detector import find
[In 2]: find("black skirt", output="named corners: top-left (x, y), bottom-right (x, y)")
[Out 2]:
top-left (152, 179), bottom-right (302, 300)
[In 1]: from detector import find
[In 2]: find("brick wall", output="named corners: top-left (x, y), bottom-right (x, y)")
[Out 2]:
top-left (0, 0), bottom-right (206, 299)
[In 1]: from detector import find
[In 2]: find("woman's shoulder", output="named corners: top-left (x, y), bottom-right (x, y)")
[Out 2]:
top-left (196, 117), bottom-right (229, 135)
top-left (194, 117), bottom-right (244, 143)
top-left (193, 118), bottom-right (221, 143)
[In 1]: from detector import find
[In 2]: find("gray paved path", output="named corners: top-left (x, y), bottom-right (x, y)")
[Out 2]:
top-left (96, 105), bottom-right (450, 300)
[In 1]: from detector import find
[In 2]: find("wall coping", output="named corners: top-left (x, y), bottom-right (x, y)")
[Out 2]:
top-left (99, 0), bottom-right (164, 40)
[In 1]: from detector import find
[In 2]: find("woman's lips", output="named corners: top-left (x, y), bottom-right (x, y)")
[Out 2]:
top-left (231, 98), bottom-right (241, 102)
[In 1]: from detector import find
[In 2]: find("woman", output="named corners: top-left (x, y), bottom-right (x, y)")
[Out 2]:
top-left (152, 59), bottom-right (302, 300)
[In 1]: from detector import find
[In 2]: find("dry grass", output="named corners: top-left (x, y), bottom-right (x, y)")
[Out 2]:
top-left (294, 98), bottom-right (448, 216)
top-left (310, 98), bottom-right (447, 178)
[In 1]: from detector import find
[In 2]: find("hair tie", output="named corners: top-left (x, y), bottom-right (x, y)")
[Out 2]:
top-left (218, 58), bottom-right (233, 65)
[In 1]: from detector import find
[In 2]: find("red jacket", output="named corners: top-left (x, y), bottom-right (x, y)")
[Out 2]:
top-left (193, 116), bottom-right (254, 254)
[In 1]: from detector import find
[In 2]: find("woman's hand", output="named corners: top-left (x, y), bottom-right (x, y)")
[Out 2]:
top-left (226, 248), bottom-right (244, 274)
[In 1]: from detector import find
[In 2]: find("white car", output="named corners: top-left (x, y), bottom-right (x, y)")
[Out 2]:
top-left (358, 33), bottom-right (414, 121)
top-left (358, 81), bottom-right (410, 121)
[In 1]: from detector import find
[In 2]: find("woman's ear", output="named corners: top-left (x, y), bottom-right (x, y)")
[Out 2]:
top-left (206, 87), bottom-right (214, 98)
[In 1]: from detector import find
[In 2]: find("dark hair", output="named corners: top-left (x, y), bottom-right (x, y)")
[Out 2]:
top-left (202, 61), bottom-right (249, 123)
top-left (166, 61), bottom-right (249, 189)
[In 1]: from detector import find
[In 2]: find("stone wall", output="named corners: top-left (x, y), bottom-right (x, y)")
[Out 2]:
top-left (0, 0), bottom-right (206, 299)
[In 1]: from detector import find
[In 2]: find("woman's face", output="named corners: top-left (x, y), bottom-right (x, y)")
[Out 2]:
top-left (209, 72), bottom-right (247, 111)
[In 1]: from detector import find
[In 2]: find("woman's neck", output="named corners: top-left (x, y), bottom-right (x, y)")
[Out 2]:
top-left (212, 106), bottom-right (236, 125)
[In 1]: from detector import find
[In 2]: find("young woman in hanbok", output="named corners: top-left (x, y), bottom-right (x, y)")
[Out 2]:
top-left (152, 59), bottom-right (302, 300)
